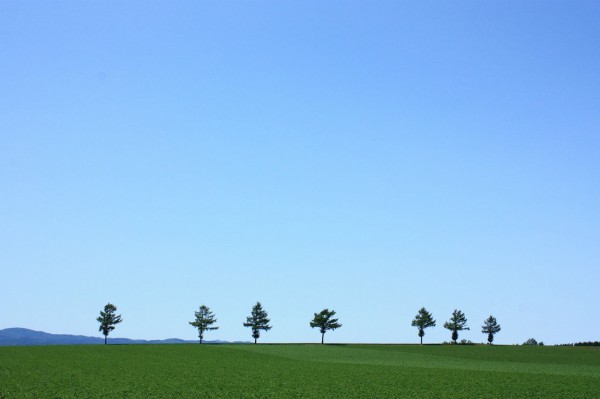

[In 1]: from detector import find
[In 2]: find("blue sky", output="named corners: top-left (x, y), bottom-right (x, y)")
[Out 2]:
top-left (1, 1), bottom-right (599, 345)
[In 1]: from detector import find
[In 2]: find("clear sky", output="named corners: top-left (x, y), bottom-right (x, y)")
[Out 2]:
top-left (1, 1), bottom-right (599, 345)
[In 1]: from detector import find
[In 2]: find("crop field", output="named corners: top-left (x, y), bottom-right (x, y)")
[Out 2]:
top-left (1, 344), bottom-right (599, 398)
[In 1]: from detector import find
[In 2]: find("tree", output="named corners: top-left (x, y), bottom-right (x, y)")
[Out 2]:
top-left (523, 338), bottom-right (538, 346)
top-left (97, 303), bottom-right (122, 345)
top-left (189, 305), bottom-right (218, 344)
top-left (443, 309), bottom-right (470, 344)
top-left (243, 302), bottom-right (272, 344)
top-left (411, 307), bottom-right (436, 344)
top-left (481, 315), bottom-right (501, 344)
top-left (310, 309), bottom-right (342, 344)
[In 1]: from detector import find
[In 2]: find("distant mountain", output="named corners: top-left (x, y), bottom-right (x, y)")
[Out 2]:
top-left (0, 328), bottom-right (237, 346)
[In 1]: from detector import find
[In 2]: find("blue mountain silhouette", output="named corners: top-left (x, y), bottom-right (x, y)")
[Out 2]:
top-left (0, 328), bottom-right (235, 346)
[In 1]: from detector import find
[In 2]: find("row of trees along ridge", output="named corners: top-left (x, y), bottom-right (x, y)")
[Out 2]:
top-left (97, 303), bottom-right (500, 345)
top-left (411, 307), bottom-right (501, 344)
top-left (188, 302), bottom-right (341, 344)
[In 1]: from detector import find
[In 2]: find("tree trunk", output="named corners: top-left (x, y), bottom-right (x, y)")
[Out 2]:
top-left (321, 333), bottom-right (324, 345)
top-left (254, 337), bottom-right (257, 344)
top-left (104, 335), bottom-right (107, 345)
top-left (420, 335), bottom-right (422, 345)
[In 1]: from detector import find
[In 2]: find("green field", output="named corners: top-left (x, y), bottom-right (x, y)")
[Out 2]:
top-left (1, 344), bottom-right (599, 398)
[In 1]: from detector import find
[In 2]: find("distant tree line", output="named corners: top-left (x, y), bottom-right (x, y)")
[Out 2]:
top-left (97, 303), bottom-right (514, 345)
top-left (556, 341), bottom-right (600, 347)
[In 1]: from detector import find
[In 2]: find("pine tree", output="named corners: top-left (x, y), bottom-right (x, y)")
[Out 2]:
top-left (411, 307), bottom-right (436, 344)
top-left (310, 309), bottom-right (342, 344)
top-left (443, 309), bottom-right (470, 344)
top-left (97, 303), bottom-right (122, 345)
top-left (481, 315), bottom-right (501, 344)
top-left (189, 305), bottom-right (219, 344)
top-left (243, 302), bottom-right (272, 344)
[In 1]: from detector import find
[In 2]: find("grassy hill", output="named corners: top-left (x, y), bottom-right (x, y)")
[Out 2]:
top-left (1, 344), bottom-right (598, 398)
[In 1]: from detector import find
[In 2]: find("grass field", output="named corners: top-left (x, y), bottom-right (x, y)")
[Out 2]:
top-left (1, 344), bottom-right (599, 398)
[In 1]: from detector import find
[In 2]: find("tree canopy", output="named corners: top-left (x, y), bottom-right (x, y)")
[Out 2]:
top-left (96, 303), bottom-right (122, 345)
top-left (443, 309), bottom-right (470, 343)
top-left (243, 302), bottom-right (272, 344)
top-left (481, 315), bottom-right (501, 344)
top-left (411, 307), bottom-right (436, 344)
top-left (523, 338), bottom-right (539, 346)
top-left (310, 309), bottom-right (342, 344)
top-left (189, 305), bottom-right (219, 344)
